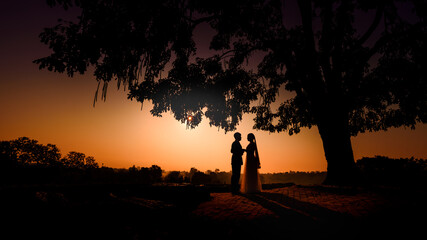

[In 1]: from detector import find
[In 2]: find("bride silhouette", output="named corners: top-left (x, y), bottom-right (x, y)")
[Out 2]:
top-left (240, 133), bottom-right (262, 193)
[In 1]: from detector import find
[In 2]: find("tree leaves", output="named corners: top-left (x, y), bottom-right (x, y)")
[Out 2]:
top-left (35, 0), bottom-right (427, 135)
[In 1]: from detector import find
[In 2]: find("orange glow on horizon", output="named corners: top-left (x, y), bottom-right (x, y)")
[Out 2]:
top-left (1, 72), bottom-right (426, 173)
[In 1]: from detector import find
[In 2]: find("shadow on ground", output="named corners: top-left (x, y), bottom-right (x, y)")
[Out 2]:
top-left (0, 184), bottom-right (209, 239)
top-left (1, 184), bottom-right (426, 239)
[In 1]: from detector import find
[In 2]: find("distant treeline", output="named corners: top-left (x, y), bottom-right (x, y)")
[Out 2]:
top-left (356, 156), bottom-right (427, 187)
top-left (262, 171), bottom-right (326, 185)
top-left (163, 168), bottom-right (231, 185)
top-left (0, 137), bottom-right (326, 186)
top-left (168, 156), bottom-right (427, 186)
top-left (1, 137), bottom-right (99, 169)
top-left (1, 137), bottom-right (426, 187)
top-left (0, 137), bottom-right (163, 185)
top-left (162, 169), bottom-right (327, 185)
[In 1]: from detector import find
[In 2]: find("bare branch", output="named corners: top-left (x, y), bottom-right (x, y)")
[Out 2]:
top-left (357, 5), bottom-right (385, 46)
top-left (365, 32), bottom-right (391, 62)
top-left (184, 14), bottom-right (218, 29)
top-left (218, 49), bottom-right (236, 59)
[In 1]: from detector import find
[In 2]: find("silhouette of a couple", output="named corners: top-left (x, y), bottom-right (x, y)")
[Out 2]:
top-left (231, 132), bottom-right (262, 195)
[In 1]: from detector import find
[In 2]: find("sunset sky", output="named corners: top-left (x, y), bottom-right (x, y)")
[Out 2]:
top-left (1, 0), bottom-right (426, 173)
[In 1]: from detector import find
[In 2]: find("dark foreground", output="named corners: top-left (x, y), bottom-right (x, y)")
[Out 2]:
top-left (1, 183), bottom-right (426, 239)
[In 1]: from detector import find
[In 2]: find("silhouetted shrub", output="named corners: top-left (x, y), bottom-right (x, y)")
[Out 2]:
top-left (356, 156), bottom-right (427, 186)
top-left (127, 165), bottom-right (163, 184)
top-left (191, 171), bottom-right (211, 185)
top-left (164, 171), bottom-right (184, 183)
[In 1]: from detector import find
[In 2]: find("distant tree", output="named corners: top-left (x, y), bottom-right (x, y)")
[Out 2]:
top-left (12, 137), bottom-right (40, 166)
top-left (0, 140), bottom-right (17, 168)
top-left (148, 165), bottom-right (163, 183)
top-left (35, 0), bottom-right (427, 185)
top-left (215, 170), bottom-right (232, 184)
top-left (191, 170), bottom-right (211, 185)
top-left (128, 165), bottom-right (162, 184)
top-left (0, 137), bottom-right (62, 167)
top-left (84, 156), bottom-right (99, 169)
top-left (42, 144), bottom-right (62, 167)
top-left (207, 170), bottom-right (221, 184)
top-left (188, 167), bottom-right (199, 182)
top-left (62, 151), bottom-right (85, 169)
top-left (164, 171), bottom-right (184, 183)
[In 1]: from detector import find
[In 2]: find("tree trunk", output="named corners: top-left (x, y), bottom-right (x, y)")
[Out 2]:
top-left (317, 108), bottom-right (360, 185)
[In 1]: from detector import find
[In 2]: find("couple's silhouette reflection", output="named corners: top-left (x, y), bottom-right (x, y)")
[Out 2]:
top-left (231, 132), bottom-right (262, 195)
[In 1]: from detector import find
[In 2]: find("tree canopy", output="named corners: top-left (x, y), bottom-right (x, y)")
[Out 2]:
top-left (35, 0), bottom-right (426, 134)
top-left (34, 0), bottom-right (427, 184)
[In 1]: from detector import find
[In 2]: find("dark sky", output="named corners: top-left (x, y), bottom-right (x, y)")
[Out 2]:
top-left (1, 0), bottom-right (80, 69)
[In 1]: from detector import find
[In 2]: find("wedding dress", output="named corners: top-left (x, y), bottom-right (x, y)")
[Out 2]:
top-left (240, 141), bottom-right (262, 193)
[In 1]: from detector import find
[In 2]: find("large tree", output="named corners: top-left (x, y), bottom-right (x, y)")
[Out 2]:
top-left (35, 0), bottom-right (426, 185)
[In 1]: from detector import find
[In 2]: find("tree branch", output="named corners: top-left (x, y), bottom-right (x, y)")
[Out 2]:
top-left (218, 49), bottom-right (236, 59)
top-left (357, 5), bottom-right (385, 46)
top-left (297, 0), bottom-right (316, 53)
top-left (365, 32), bottom-right (391, 62)
top-left (184, 14), bottom-right (218, 29)
top-left (217, 46), bottom-right (258, 61)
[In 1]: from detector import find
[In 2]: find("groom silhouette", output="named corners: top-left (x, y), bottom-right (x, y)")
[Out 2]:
top-left (231, 132), bottom-right (245, 195)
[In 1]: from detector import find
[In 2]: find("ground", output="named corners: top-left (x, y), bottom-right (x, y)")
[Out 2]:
top-left (1, 183), bottom-right (426, 239)
top-left (192, 185), bottom-right (426, 239)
